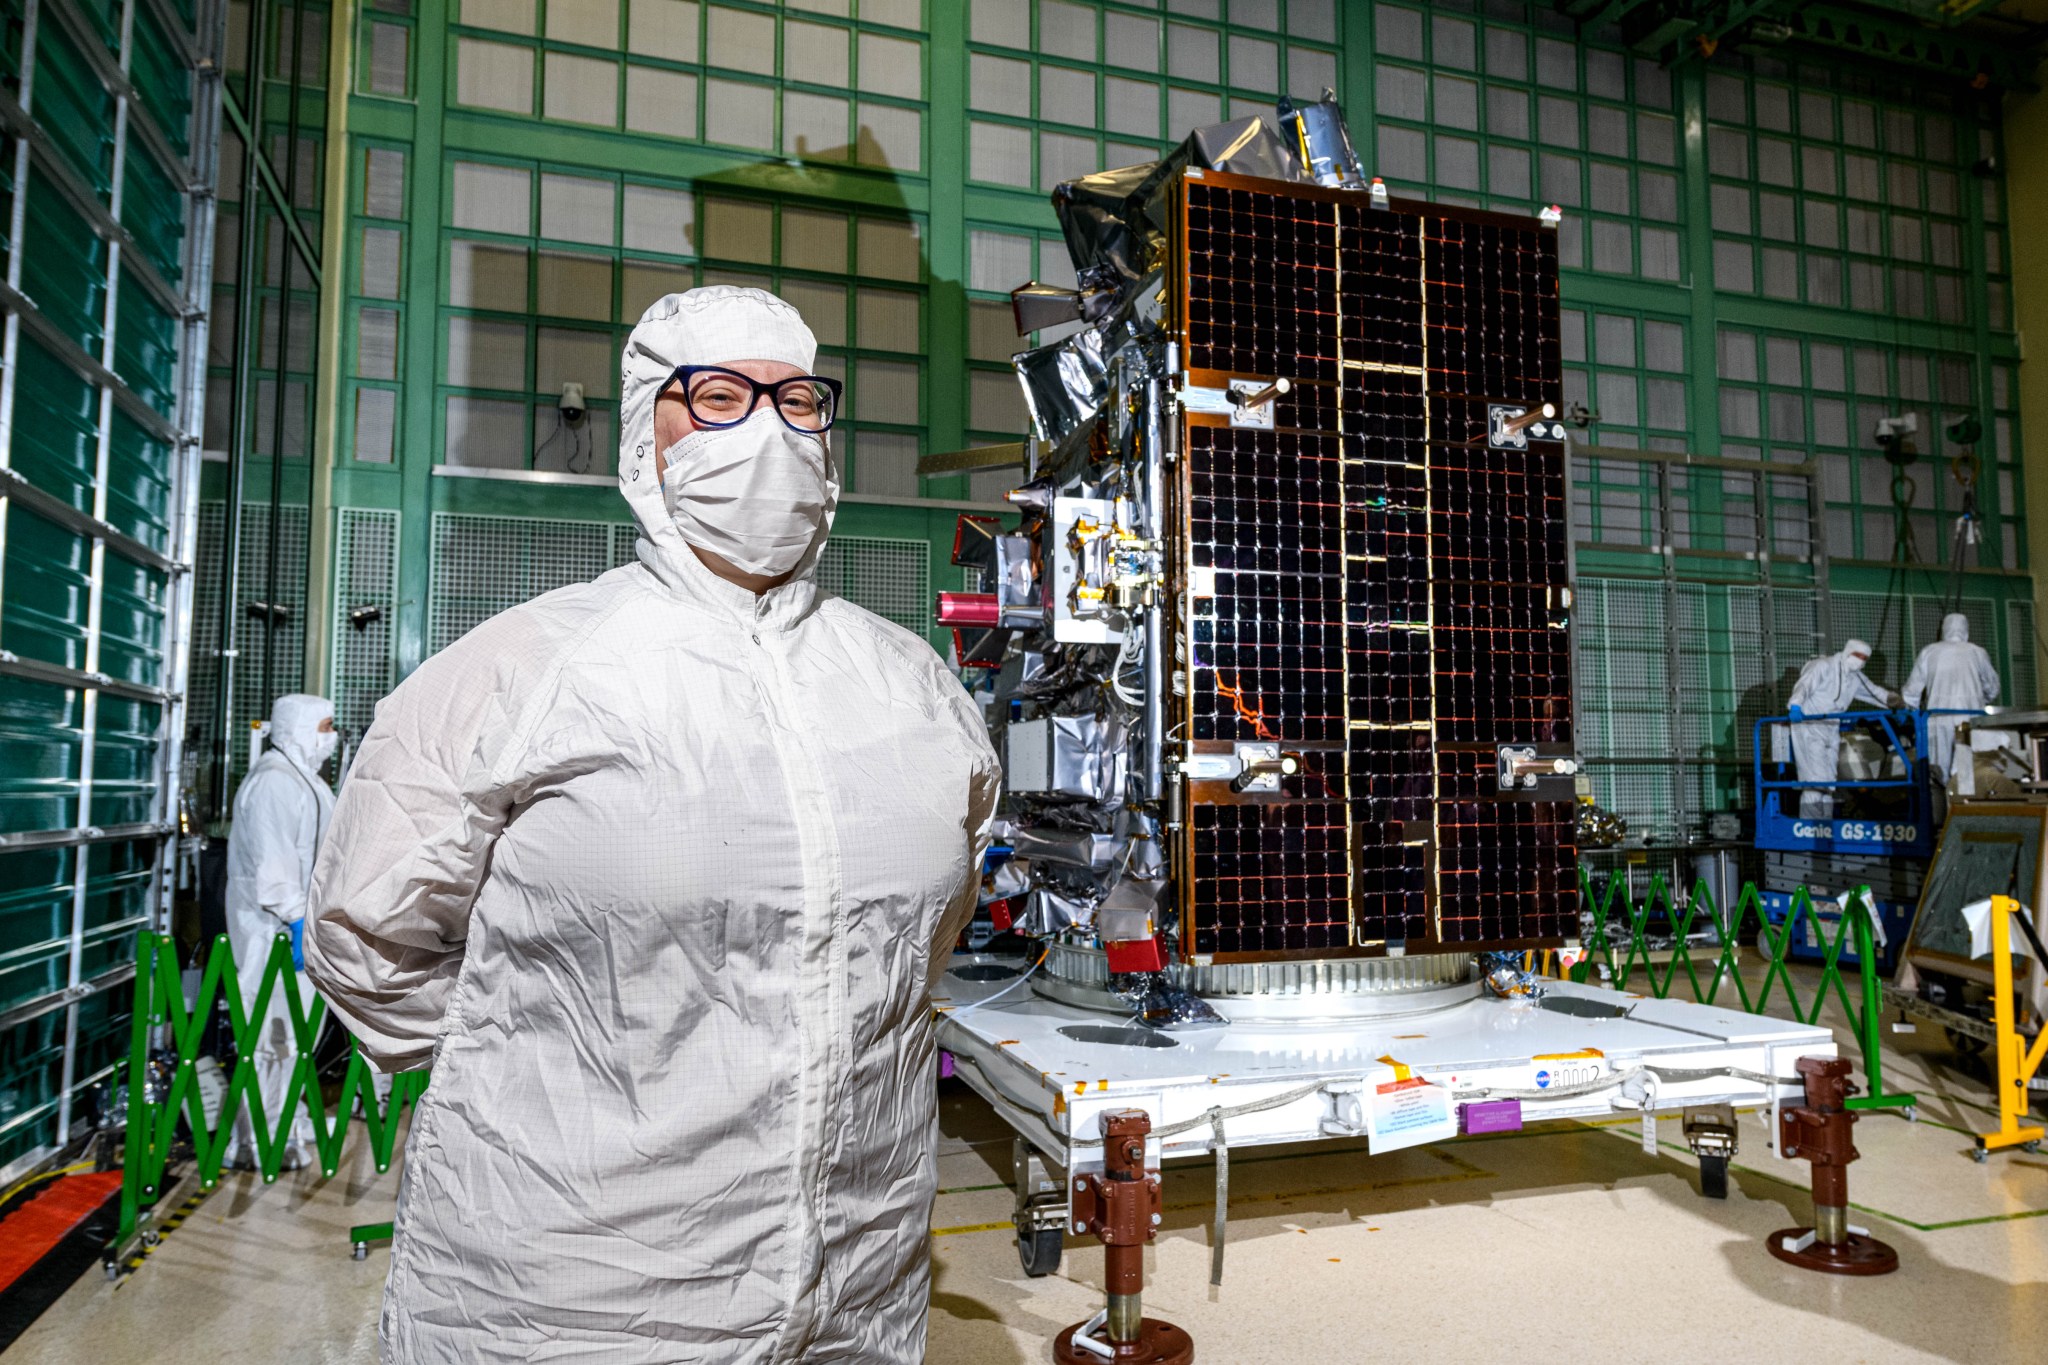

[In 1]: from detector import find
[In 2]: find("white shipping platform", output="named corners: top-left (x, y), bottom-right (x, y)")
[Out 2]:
top-left (935, 954), bottom-right (1837, 1184)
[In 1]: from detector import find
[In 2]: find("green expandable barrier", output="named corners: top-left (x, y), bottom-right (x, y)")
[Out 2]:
top-left (116, 932), bottom-right (427, 1248)
top-left (1573, 872), bottom-right (1917, 1114)
top-left (117, 876), bottom-right (1915, 1249)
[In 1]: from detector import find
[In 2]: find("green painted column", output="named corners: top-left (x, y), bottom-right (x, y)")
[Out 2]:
top-left (395, 0), bottom-right (448, 678)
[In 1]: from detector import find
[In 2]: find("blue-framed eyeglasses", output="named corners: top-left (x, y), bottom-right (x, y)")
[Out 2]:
top-left (667, 364), bottom-right (843, 434)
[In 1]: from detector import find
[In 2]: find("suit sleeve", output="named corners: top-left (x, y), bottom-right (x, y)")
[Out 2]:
top-left (926, 668), bottom-right (1002, 991)
top-left (1902, 650), bottom-right (1930, 708)
top-left (238, 767), bottom-right (315, 924)
top-left (1977, 648), bottom-right (2002, 705)
top-left (304, 613), bottom-right (540, 1070)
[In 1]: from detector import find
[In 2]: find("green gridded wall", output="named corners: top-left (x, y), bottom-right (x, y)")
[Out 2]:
top-left (1, 0), bottom-right (215, 1176)
top-left (316, 1), bottom-right (2036, 843)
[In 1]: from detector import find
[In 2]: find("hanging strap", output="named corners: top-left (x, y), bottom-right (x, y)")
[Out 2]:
top-left (1208, 1106), bottom-right (1229, 1287)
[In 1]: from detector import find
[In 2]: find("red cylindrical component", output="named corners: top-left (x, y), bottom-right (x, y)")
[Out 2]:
top-left (937, 591), bottom-right (1001, 627)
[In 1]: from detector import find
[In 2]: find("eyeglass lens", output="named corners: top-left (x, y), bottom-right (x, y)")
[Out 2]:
top-left (684, 369), bottom-right (836, 432)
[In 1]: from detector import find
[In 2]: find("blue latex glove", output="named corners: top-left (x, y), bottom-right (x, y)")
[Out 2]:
top-left (1787, 705), bottom-right (1804, 720)
top-left (289, 918), bottom-right (305, 972)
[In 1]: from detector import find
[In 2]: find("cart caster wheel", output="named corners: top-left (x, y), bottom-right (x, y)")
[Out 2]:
top-left (1018, 1226), bottom-right (1063, 1277)
top-left (352, 1242), bottom-right (369, 1261)
top-left (1698, 1153), bottom-right (1729, 1200)
top-left (1903, 1107), bottom-right (1918, 1123)
top-left (103, 1262), bottom-right (120, 1282)
top-left (1972, 1146), bottom-right (1989, 1164)
top-left (140, 1229), bottom-right (160, 1248)
top-left (2022, 1140), bottom-right (2042, 1154)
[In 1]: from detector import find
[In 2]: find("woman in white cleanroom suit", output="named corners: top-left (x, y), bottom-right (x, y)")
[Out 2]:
top-left (306, 287), bottom-right (1000, 1364)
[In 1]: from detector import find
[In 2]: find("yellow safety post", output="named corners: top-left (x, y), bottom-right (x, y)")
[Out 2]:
top-left (1974, 895), bottom-right (2047, 1161)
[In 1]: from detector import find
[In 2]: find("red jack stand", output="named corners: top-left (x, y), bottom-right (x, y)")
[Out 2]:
top-left (1768, 1056), bottom-right (1899, 1276)
top-left (1054, 1110), bottom-right (1195, 1365)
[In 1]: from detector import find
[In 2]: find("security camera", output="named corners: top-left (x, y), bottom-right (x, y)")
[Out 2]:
top-left (1875, 413), bottom-right (1918, 467)
top-left (559, 381), bottom-right (586, 423)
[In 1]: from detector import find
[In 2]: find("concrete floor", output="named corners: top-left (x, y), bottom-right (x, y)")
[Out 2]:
top-left (6, 1007), bottom-right (2045, 1363)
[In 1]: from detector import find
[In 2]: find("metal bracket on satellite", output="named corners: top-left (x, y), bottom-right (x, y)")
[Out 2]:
top-left (1488, 402), bottom-right (1566, 448)
top-left (1180, 377), bottom-right (1291, 430)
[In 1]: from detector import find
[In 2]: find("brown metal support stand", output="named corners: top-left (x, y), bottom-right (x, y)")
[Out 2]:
top-left (1767, 1056), bottom-right (1899, 1276)
top-left (1054, 1110), bottom-right (1195, 1365)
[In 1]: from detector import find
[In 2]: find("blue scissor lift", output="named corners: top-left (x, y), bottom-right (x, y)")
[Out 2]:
top-left (1750, 709), bottom-right (1973, 972)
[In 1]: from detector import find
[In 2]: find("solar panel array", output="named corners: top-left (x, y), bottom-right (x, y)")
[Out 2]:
top-left (1178, 171), bottom-right (1577, 960)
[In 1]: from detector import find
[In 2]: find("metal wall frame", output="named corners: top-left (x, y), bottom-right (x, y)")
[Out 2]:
top-left (1570, 440), bottom-right (1829, 842)
top-left (0, 0), bottom-right (221, 1182)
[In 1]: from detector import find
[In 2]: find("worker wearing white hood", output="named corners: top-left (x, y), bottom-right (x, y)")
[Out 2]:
top-left (1903, 612), bottom-right (2001, 784)
top-left (1781, 640), bottom-right (1898, 818)
top-left (224, 692), bottom-right (337, 1170)
top-left (305, 286), bottom-right (999, 1363)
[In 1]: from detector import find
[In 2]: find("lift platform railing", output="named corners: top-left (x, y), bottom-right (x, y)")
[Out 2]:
top-left (1750, 707), bottom-right (1977, 857)
top-left (115, 931), bottom-right (426, 1251)
top-left (1573, 871), bottom-right (1916, 1114)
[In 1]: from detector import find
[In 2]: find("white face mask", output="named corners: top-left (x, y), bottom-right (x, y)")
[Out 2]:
top-left (661, 408), bottom-right (833, 579)
top-left (312, 728), bottom-right (340, 766)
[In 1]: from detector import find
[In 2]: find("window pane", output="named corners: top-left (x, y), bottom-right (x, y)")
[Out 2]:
top-left (449, 318), bottom-right (526, 391)
top-left (780, 208), bottom-right (846, 273)
top-left (455, 39), bottom-right (533, 114)
top-left (622, 183), bottom-right (694, 256)
top-left (704, 78), bottom-right (775, 150)
top-left (969, 229), bottom-right (1032, 292)
top-left (364, 147), bottom-right (406, 217)
top-left (785, 90), bottom-right (850, 159)
top-left (857, 286), bottom-right (920, 352)
top-left (1040, 0), bottom-right (1097, 62)
top-left (702, 197), bottom-right (774, 263)
top-left (625, 66), bottom-right (698, 139)
top-left (444, 396), bottom-right (528, 467)
top-left (858, 32), bottom-right (921, 98)
top-left (1105, 76), bottom-right (1159, 138)
top-left (548, 0), bottom-right (618, 47)
top-left (357, 308), bottom-right (398, 379)
top-left (970, 120), bottom-right (1032, 186)
top-left (628, 0), bottom-right (699, 61)
top-left (857, 217), bottom-right (922, 281)
top-left (361, 227), bottom-right (402, 298)
top-left (453, 162), bottom-right (531, 235)
top-left (779, 278), bottom-right (848, 347)
top-left (540, 173), bottom-right (616, 245)
top-left (855, 357), bottom-right (920, 423)
top-left (706, 5), bottom-right (775, 73)
top-left (786, 20), bottom-right (849, 86)
top-left (537, 326), bottom-right (616, 398)
top-left (449, 241), bottom-right (530, 310)
top-left (462, 0), bottom-right (534, 35)
top-left (970, 53), bottom-right (1031, 117)
top-left (537, 251), bottom-right (614, 320)
top-left (354, 388), bottom-right (396, 462)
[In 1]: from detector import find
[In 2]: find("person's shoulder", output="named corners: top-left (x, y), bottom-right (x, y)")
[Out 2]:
top-left (380, 572), bottom-right (646, 733)
top-left (814, 595), bottom-right (944, 680)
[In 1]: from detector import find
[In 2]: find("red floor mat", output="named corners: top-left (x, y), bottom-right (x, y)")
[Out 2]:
top-left (0, 1172), bottom-right (123, 1295)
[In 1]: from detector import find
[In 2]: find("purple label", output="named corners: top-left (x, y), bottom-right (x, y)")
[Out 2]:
top-left (1460, 1099), bottom-right (1523, 1135)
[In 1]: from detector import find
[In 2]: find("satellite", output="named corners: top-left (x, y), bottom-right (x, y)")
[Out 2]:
top-left (940, 96), bottom-right (1579, 994)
